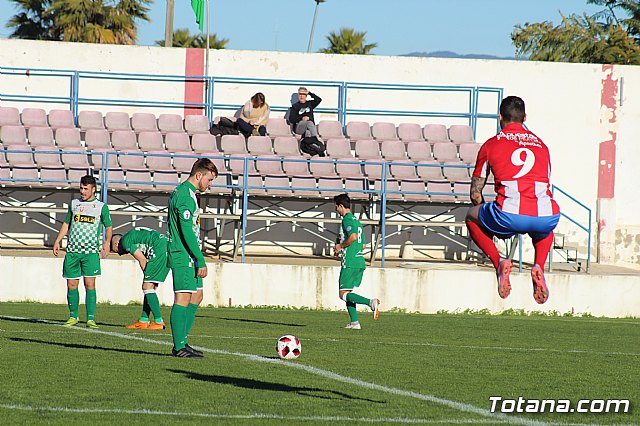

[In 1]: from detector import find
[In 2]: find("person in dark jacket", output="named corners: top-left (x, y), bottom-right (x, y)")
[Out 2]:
top-left (288, 87), bottom-right (322, 138)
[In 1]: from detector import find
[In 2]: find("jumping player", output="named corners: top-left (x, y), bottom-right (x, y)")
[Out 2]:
top-left (466, 96), bottom-right (560, 304)
top-left (53, 175), bottom-right (112, 328)
top-left (111, 227), bottom-right (169, 330)
top-left (333, 193), bottom-right (380, 330)
top-left (167, 158), bottom-right (217, 358)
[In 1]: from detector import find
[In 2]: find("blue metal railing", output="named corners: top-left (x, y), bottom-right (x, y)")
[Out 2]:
top-left (552, 185), bottom-right (592, 272)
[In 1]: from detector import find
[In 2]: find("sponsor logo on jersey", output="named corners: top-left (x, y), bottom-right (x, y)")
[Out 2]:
top-left (79, 206), bottom-right (84, 213)
top-left (74, 214), bottom-right (96, 223)
top-left (183, 210), bottom-right (191, 220)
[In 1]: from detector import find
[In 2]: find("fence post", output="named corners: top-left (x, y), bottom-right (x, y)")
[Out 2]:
top-left (380, 161), bottom-right (387, 268)
top-left (241, 157), bottom-right (249, 263)
top-left (72, 71), bottom-right (80, 126)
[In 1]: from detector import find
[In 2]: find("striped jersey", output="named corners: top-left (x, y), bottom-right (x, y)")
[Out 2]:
top-left (64, 197), bottom-right (112, 253)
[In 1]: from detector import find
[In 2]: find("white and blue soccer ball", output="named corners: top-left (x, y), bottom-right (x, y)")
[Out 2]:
top-left (276, 335), bottom-right (301, 360)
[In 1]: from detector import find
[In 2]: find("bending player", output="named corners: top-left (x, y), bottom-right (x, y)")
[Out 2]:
top-left (333, 194), bottom-right (380, 330)
top-left (111, 227), bottom-right (169, 330)
top-left (466, 96), bottom-right (560, 304)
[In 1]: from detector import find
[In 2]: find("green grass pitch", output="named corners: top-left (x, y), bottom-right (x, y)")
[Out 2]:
top-left (0, 302), bottom-right (638, 425)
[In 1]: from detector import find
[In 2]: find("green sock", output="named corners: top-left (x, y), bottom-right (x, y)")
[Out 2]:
top-left (346, 301), bottom-right (358, 322)
top-left (140, 294), bottom-right (151, 322)
top-left (145, 291), bottom-right (163, 323)
top-left (86, 289), bottom-right (97, 321)
top-left (170, 304), bottom-right (188, 350)
top-left (184, 303), bottom-right (198, 338)
top-left (346, 292), bottom-right (371, 306)
top-left (67, 288), bottom-right (79, 319)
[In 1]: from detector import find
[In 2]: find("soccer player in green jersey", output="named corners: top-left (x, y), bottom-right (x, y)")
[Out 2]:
top-left (167, 158), bottom-right (217, 358)
top-left (333, 194), bottom-right (380, 330)
top-left (111, 227), bottom-right (169, 330)
top-left (53, 175), bottom-right (112, 329)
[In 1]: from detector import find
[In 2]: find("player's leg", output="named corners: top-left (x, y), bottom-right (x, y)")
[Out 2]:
top-left (81, 253), bottom-right (100, 328)
top-left (182, 280), bottom-right (203, 355)
top-left (528, 214), bottom-right (559, 304)
top-left (62, 253), bottom-right (81, 325)
top-left (339, 268), bottom-right (373, 329)
top-left (144, 284), bottom-right (165, 329)
top-left (466, 205), bottom-right (501, 269)
top-left (138, 255), bottom-right (168, 329)
top-left (170, 267), bottom-right (202, 357)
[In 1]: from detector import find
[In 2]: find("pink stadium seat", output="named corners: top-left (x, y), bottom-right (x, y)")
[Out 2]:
top-left (264, 175), bottom-right (292, 196)
top-left (326, 138), bottom-right (353, 159)
top-left (85, 129), bottom-right (111, 149)
top-left (344, 177), bottom-right (369, 200)
top-left (309, 159), bottom-right (336, 177)
top-left (416, 160), bottom-right (444, 180)
top-left (191, 134), bottom-right (218, 153)
top-left (406, 141), bottom-right (432, 162)
top-left (255, 155), bottom-right (284, 175)
top-left (423, 124), bottom-right (449, 143)
top-left (346, 121), bottom-right (372, 140)
top-left (291, 176), bottom-right (319, 197)
top-left (55, 128), bottom-right (82, 148)
top-left (266, 118), bottom-right (292, 137)
top-left (0, 165), bottom-right (9, 182)
top-left (427, 180), bottom-right (454, 202)
top-left (372, 122), bottom-right (398, 140)
top-left (146, 150), bottom-right (173, 170)
top-left (131, 113), bottom-right (158, 133)
top-left (282, 156), bottom-right (309, 176)
top-left (47, 109), bottom-right (75, 129)
top-left (355, 139), bottom-right (381, 160)
top-left (432, 142), bottom-right (459, 163)
top-left (208, 156), bottom-right (228, 174)
top-left (34, 146), bottom-right (62, 166)
top-left (90, 148), bottom-right (117, 169)
top-left (380, 140), bottom-right (406, 160)
top-left (273, 137), bottom-right (300, 156)
top-left (127, 169), bottom-right (154, 191)
top-left (364, 161), bottom-right (388, 180)
top-left (172, 152), bottom-right (197, 173)
top-left (400, 180), bottom-right (427, 201)
top-left (248, 136), bottom-right (273, 156)
top-left (221, 135), bottom-right (248, 155)
top-left (442, 161), bottom-right (470, 181)
top-left (137, 131), bottom-right (164, 151)
top-left (229, 154), bottom-right (256, 175)
top-left (118, 150), bottom-right (146, 170)
top-left (335, 160), bottom-right (363, 178)
top-left (459, 143), bottom-right (480, 164)
top-left (11, 164), bottom-right (39, 186)
top-left (318, 120), bottom-right (344, 140)
top-left (111, 130), bottom-right (137, 150)
top-left (209, 173), bottom-right (233, 195)
top-left (21, 108), bottom-right (47, 128)
top-left (390, 160), bottom-right (418, 180)
top-left (237, 174), bottom-right (265, 195)
top-left (154, 170), bottom-right (180, 191)
top-left (0, 146), bottom-right (6, 164)
top-left (165, 132), bottom-right (191, 152)
top-left (1, 125), bottom-right (27, 145)
top-left (184, 115), bottom-right (210, 134)
top-left (453, 181), bottom-right (471, 201)
top-left (158, 114), bottom-right (184, 133)
top-left (318, 176), bottom-right (343, 197)
top-left (28, 126), bottom-right (55, 147)
top-left (40, 167), bottom-right (68, 188)
top-left (0, 107), bottom-right (20, 126)
top-left (105, 112), bottom-right (131, 131)
top-left (448, 125), bottom-right (475, 144)
top-left (78, 111), bottom-right (104, 130)
top-left (374, 179), bottom-right (402, 200)
top-left (61, 147), bottom-right (90, 168)
top-left (106, 169), bottom-right (127, 190)
top-left (6, 145), bottom-right (33, 165)
top-left (398, 123), bottom-right (424, 142)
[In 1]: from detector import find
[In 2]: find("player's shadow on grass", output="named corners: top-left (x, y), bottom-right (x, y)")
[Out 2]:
top-left (0, 316), bottom-right (125, 328)
top-left (10, 337), bottom-right (169, 357)
top-left (215, 317), bottom-right (305, 327)
top-left (169, 369), bottom-right (385, 403)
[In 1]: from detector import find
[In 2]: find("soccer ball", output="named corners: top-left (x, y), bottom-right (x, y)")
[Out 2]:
top-left (276, 335), bottom-right (301, 360)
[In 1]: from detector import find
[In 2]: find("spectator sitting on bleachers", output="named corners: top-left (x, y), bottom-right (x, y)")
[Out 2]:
top-left (237, 92), bottom-right (270, 137)
top-left (288, 87), bottom-right (322, 138)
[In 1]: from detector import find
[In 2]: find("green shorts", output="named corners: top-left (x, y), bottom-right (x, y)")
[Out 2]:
top-left (63, 252), bottom-right (101, 279)
top-left (171, 266), bottom-right (203, 293)
top-left (339, 267), bottom-right (365, 290)
top-left (143, 255), bottom-right (170, 284)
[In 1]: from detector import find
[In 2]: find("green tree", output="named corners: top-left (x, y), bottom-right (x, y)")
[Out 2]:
top-left (155, 28), bottom-right (229, 48)
top-left (318, 27), bottom-right (377, 55)
top-left (588, 0), bottom-right (640, 39)
top-left (6, 0), bottom-right (60, 40)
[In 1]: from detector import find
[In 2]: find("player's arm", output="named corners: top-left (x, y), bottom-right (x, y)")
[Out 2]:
top-left (470, 143), bottom-right (489, 206)
top-left (470, 176), bottom-right (486, 206)
top-left (101, 204), bottom-right (113, 258)
top-left (334, 233), bottom-right (357, 255)
top-left (177, 201), bottom-right (207, 276)
top-left (131, 249), bottom-right (148, 271)
top-left (53, 205), bottom-right (72, 257)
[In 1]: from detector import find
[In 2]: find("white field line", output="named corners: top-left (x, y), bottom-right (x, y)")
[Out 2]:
top-left (0, 315), bottom-right (626, 426)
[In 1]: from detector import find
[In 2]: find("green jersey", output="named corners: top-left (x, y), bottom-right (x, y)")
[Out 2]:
top-left (64, 197), bottom-right (112, 254)
top-left (120, 227), bottom-right (167, 260)
top-left (167, 181), bottom-right (205, 268)
top-left (340, 212), bottom-right (365, 269)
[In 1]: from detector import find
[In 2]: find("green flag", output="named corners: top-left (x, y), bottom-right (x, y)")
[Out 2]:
top-left (191, 0), bottom-right (205, 33)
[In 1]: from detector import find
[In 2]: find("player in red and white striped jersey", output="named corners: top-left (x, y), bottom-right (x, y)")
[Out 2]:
top-left (466, 96), bottom-right (560, 304)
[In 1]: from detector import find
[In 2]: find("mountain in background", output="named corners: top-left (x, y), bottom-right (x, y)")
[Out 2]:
top-left (403, 50), bottom-right (521, 60)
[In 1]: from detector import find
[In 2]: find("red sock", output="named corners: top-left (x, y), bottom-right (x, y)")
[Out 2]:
top-left (532, 232), bottom-right (554, 269)
top-left (466, 220), bottom-right (500, 269)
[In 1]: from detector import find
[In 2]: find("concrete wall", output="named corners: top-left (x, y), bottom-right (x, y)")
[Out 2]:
top-left (1, 39), bottom-right (640, 267)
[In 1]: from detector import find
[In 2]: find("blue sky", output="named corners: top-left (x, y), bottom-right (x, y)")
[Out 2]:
top-left (0, 0), bottom-right (604, 57)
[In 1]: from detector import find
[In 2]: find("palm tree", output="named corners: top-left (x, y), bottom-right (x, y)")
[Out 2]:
top-left (588, 0), bottom-right (640, 40)
top-left (6, 0), bottom-right (60, 40)
top-left (318, 27), bottom-right (377, 55)
top-left (155, 28), bottom-right (229, 49)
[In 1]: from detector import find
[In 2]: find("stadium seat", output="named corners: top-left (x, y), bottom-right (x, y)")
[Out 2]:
top-left (423, 124), bottom-right (449, 143)
top-left (191, 133), bottom-right (218, 153)
top-left (318, 176), bottom-right (343, 197)
top-left (266, 118), bottom-right (292, 137)
top-left (336, 160), bottom-right (364, 178)
top-left (346, 121), bottom-right (372, 140)
top-left (400, 180), bottom-right (427, 201)
top-left (184, 115), bottom-right (210, 134)
top-left (448, 125), bottom-right (475, 144)
top-left (459, 143), bottom-right (480, 164)
top-left (137, 131), bottom-right (164, 151)
top-left (153, 169), bottom-right (180, 191)
top-left (68, 167), bottom-right (92, 184)
top-left (442, 161), bottom-right (470, 181)
top-left (1, 125), bottom-right (27, 145)
top-left (291, 175), bottom-right (319, 197)
top-left (55, 128), bottom-right (82, 148)
top-left (11, 164), bottom-right (39, 186)
top-left (390, 160), bottom-right (418, 180)
top-left (209, 173), bottom-right (233, 195)
top-left (282, 156), bottom-right (310, 176)
top-left (416, 160), bottom-right (445, 180)
top-left (118, 149), bottom-right (146, 170)
top-left (146, 150), bottom-right (173, 170)
top-left (78, 111), bottom-right (105, 130)
top-left (158, 114), bottom-right (184, 134)
top-left (380, 140), bottom-right (406, 160)
top-left (0, 107), bottom-right (20, 126)
top-left (317, 120), bottom-right (344, 140)
top-left (229, 154), bottom-right (256, 175)
top-left (355, 139), bottom-right (381, 159)
top-left (372, 122), bottom-right (399, 140)
top-left (131, 113), bottom-right (158, 133)
top-left (105, 168), bottom-right (127, 190)
top-left (427, 180), bottom-right (454, 202)
top-left (0, 145), bottom-right (6, 164)
top-left (209, 156), bottom-right (229, 174)
top-left (344, 177), bottom-right (369, 200)
top-left (397, 123), bottom-right (424, 142)
top-left (105, 112), bottom-right (131, 131)
top-left (84, 129), bottom-right (111, 149)
top-left (264, 175), bottom-right (292, 196)
top-left (374, 179), bottom-right (402, 200)
top-left (47, 109), bottom-right (75, 129)
top-left (127, 169), bottom-right (154, 191)
top-left (90, 148), bottom-right (117, 169)
top-left (273, 137), bottom-right (300, 156)
top-left (453, 181), bottom-right (471, 201)
top-left (309, 159), bottom-right (336, 177)
top-left (21, 108), bottom-right (47, 128)
top-left (40, 167), bottom-right (68, 188)
top-left (432, 142), bottom-right (459, 163)
top-left (172, 152), bottom-right (197, 173)
top-left (0, 165), bottom-right (9, 183)
top-left (248, 136), bottom-right (273, 156)
top-left (364, 161), bottom-right (388, 180)
top-left (255, 155), bottom-right (284, 175)
top-left (6, 145), bottom-right (33, 165)
top-left (61, 147), bottom-right (90, 168)
top-left (34, 146), bottom-right (62, 167)
top-left (326, 138), bottom-right (353, 159)
top-left (165, 132), bottom-right (191, 152)
top-left (221, 135), bottom-right (248, 155)
top-left (111, 130), bottom-right (137, 150)
top-left (237, 174), bottom-right (265, 195)
top-left (27, 126), bottom-right (55, 147)
top-left (406, 141), bottom-right (432, 162)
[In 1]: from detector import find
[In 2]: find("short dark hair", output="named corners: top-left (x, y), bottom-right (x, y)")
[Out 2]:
top-left (80, 175), bottom-right (97, 187)
top-left (500, 96), bottom-right (526, 124)
top-left (334, 193), bottom-right (351, 209)
top-left (190, 158), bottom-right (218, 177)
